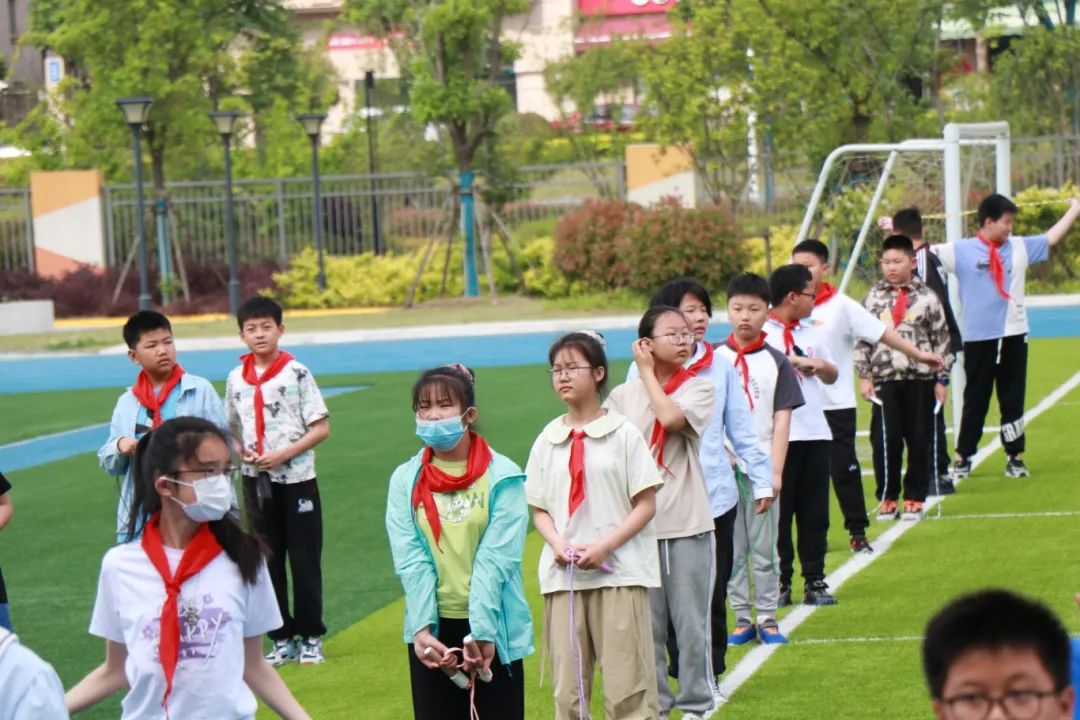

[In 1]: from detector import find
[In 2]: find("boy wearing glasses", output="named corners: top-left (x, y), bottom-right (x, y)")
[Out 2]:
top-left (227, 297), bottom-right (331, 666)
top-left (924, 589), bottom-right (1075, 720)
top-left (765, 265), bottom-right (839, 606)
top-left (627, 278), bottom-right (770, 698)
top-left (98, 311), bottom-right (228, 543)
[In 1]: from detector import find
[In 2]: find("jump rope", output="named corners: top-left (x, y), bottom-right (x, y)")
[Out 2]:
top-left (423, 634), bottom-right (493, 720)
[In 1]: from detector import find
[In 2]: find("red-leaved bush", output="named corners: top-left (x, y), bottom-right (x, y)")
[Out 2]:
top-left (0, 259), bottom-right (282, 318)
top-left (553, 197), bottom-right (748, 294)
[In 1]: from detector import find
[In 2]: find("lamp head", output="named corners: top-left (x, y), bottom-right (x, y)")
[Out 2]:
top-left (208, 109), bottom-right (246, 138)
top-left (115, 97), bottom-right (154, 127)
top-left (296, 112), bottom-right (327, 139)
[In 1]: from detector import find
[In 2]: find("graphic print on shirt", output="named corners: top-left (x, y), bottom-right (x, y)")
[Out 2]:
top-left (434, 486), bottom-right (487, 524)
top-left (140, 593), bottom-right (233, 663)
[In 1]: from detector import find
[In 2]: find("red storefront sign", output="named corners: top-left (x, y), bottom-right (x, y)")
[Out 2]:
top-left (577, 0), bottom-right (676, 17)
top-left (327, 30), bottom-right (404, 52)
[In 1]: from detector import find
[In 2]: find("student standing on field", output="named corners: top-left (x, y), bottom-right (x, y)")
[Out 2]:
top-left (879, 209), bottom-right (962, 494)
top-left (932, 193), bottom-right (1080, 479)
top-left (765, 265), bottom-right (840, 607)
top-left (606, 306), bottom-right (716, 720)
top-left (99, 311), bottom-right (228, 542)
top-left (527, 332), bottom-right (663, 720)
top-left (855, 236), bottom-right (955, 521)
top-left (792, 241), bottom-right (943, 555)
top-left (718, 274), bottom-right (804, 647)
top-left (227, 297), bottom-right (331, 666)
top-left (386, 365), bottom-right (533, 720)
top-left (627, 278), bottom-right (770, 691)
top-left (67, 417), bottom-right (312, 720)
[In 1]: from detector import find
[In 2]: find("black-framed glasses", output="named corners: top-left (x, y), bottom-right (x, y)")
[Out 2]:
top-left (942, 689), bottom-right (1062, 720)
top-left (650, 332), bottom-right (695, 345)
top-left (797, 292), bottom-right (817, 300)
top-left (547, 365), bottom-right (594, 377)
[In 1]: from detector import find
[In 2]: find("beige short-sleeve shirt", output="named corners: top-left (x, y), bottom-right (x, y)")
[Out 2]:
top-left (604, 376), bottom-right (715, 540)
top-left (525, 411), bottom-right (663, 594)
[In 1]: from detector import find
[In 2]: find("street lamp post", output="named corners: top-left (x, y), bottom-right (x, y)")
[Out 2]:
top-left (297, 113), bottom-right (328, 291)
top-left (364, 71), bottom-right (382, 255)
top-left (115, 97), bottom-right (154, 310)
top-left (209, 109), bottom-right (246, 315)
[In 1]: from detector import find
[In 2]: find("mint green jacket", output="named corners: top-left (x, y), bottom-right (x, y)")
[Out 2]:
top-left (385, 448), bottom-right (534, 665)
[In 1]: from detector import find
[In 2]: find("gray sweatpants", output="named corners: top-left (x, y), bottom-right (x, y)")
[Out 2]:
top-left (649, 532), bottom-right (716, 715)
top-left (727, 489), bottom-right (781, 623)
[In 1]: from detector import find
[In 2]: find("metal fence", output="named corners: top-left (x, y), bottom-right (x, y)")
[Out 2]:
top-left (0, 189), bottom-right (33, 273)
top-left (1, 137), bottom-right (1078, 274)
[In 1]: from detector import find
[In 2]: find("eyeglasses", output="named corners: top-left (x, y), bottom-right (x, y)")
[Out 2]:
top-left (171, 467), bottom-right (240, 479)
top-left (797, 292), bottom-right (816, 300)
top-left (650, 332), bottom-right (695, 345)
top-left (942, 689), bottom-right (1062, 720)
top-left (547, 365), bottom-right (594, 377)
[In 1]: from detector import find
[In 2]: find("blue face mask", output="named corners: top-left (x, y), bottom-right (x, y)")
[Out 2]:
top-left (415, 414), bottom-right (467, 451)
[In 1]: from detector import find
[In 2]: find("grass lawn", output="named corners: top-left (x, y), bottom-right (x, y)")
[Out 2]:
top-left (1, 340), bottom-right (1077, 719)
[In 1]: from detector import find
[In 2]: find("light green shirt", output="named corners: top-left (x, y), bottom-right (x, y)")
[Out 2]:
top-left (416, 459), bottom-right (491, 619)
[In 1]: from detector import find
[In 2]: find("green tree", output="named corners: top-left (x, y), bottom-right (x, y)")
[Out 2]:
top-left (12, 0), bottom-right (312, 191)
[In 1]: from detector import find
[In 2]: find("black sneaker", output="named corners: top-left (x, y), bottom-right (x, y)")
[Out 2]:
top-left (951, 459), bottom-right (971, 480)
top-left (849, 535), bottom-right (873, 554)
top-left (930, 475), bottom-right (956, 496)
top-left (1005, 456), bottom-right (1030, 478)
top-left (778, 583), bottom-right (792, 608)
top-left (804, 580), bottom-right (838, 606)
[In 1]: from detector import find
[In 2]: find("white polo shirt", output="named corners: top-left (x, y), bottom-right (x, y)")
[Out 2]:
top-left (762, 318), bottom-right (834, 442)
top-left (525, 411), bottom-right (663, 594)
top-left (808, 293), bottom-right (886, 411)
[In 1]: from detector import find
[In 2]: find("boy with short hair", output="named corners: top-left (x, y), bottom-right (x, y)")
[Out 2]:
top-left (0, 471), bottom-right (11, 631)
top-left (98, 310), bottom-right (228, 541)
top-left (718, 273), bottom-right (804, 644)
top-left (765, 264), bottom-right (839, 606)
top-left (792, 240), bottom-right (943, 554)
top-left (932, 193), bottom-right (1080, 479)
top-left (923, 589), bottom-right (1075, 720)
top-left (855, 236), bottom-right (954, 521)
top-left (227, 296), bottom-right (331, 666)
top-left (882, 208), bottom-right (962, 495)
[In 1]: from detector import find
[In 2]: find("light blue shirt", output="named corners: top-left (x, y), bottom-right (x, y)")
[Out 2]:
top-left (98, 372), bottom-right (228, 540)
top-left (934, 235), bottom-right (1049, 342)
top-left (627, 342), bottom-right (772, 516)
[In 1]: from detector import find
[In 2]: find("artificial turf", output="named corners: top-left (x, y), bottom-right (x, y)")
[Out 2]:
top-left (0, 339), bottom-right (1077, 719)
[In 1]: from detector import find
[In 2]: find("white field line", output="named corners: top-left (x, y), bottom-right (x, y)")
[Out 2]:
top-left (934, 510), bottom-right (1080, 521)
top-left (718, 368), bottom-right (1080, 702)
top-left (0, 422), bottom-right (109, 451)
top-left (788, 635), bottom-right (923, 646)
top-left (854, 425), bottom-right (998, 438)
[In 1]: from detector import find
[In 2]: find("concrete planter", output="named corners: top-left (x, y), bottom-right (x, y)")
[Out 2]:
top-left (0, 299), bottom-right (55, 336)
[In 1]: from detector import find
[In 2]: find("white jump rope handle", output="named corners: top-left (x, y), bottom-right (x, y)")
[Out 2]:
top-left (424, 647), bottom-right (471, 689)
top-left (463, 635), bottom-right (494, 683)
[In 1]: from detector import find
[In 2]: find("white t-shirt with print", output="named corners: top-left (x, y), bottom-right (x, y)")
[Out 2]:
top-left (763, 318), bottom-right (834, 442)
top-left (809, 293), bottom-right (886, 411)
top-left (89, 543), bottom-right (282, 720)
top-left (525, 411), bottom-right (663, 595)
top-left (226, 358), bottom-right (329, 484)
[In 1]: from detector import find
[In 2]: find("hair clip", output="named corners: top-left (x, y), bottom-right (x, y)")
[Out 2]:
top-left (446, 363), bottom-right (476, 383)
top-left (576, 329), bottom-right (606, 349)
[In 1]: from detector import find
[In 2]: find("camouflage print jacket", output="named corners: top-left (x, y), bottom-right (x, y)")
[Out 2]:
top-left (854, 276), bottom-right (955, 383)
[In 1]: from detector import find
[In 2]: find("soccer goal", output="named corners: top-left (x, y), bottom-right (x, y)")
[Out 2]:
top-left (793, 121), bottom-right (1012, 435)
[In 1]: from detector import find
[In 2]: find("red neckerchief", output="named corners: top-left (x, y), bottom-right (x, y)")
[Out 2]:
top-left (568, 429), bottom-right (586, 517)
top-left (412, 431), bottom-right (493, 549)
top-left (648, 367), bottom-right (693, 475)
top-left (141, 513), bottom-right (223, 717)
top-left (725, 332), bottom-right (768, 409)
top-left (890, 285), bottom-right (909, 328)
top-left (132, 364), bottom-right (185, 429)
top-left (240, 351), bottom-right (295, 454)
top-left (768, 312), bottom-right (800, 356)
top-left (814, 282), bottom-right (838, 307)
top-left (977, 231), bottom-right (1013, 300)
top-left (686, 341), bottom-right (714, 375)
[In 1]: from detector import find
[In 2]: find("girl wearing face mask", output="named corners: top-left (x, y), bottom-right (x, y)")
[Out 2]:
top-left (386, 364), bottom-right (533, 720)
top-left (66, 416), bottom-right (311, 720)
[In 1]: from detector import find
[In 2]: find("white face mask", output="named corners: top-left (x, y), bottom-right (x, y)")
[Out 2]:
top-left (168, 473), bottom-right (236, 523)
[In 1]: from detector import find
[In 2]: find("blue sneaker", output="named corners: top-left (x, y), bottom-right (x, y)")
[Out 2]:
top-left (758, 618), bottom-right (788, 645)
top-left (728, 620), bottom-right (757, 645)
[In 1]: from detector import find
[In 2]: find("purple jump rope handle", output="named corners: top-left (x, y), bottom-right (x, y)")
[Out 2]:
top-left (564, 548), bottom-right (614, 573)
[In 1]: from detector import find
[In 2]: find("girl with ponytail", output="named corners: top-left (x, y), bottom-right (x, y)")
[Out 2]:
top-left (66, 416), bottom-right (311, 719)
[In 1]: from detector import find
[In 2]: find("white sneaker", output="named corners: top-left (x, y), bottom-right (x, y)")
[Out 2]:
top-left (683, 714), bottom-right (706, 720)
top-left (299, 636), bottom-right (325, 665)
top-left (265, 638), bottom-right (298, 667)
